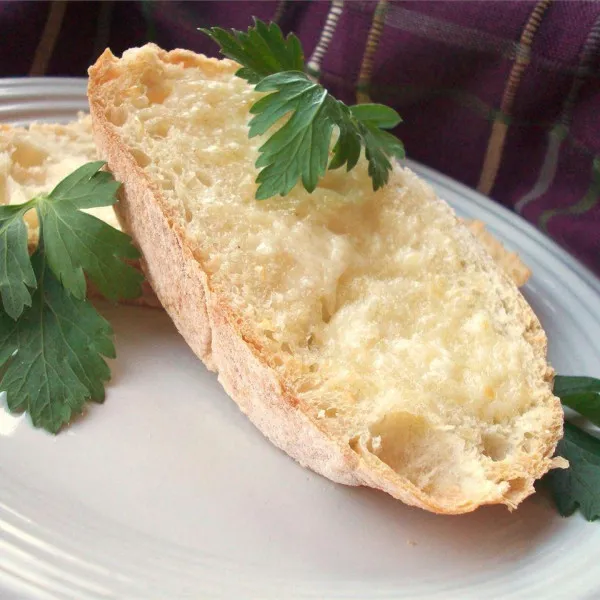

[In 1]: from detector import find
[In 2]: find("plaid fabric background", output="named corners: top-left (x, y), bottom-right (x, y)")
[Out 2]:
top-left (1, 0), bottom-right (599, 276)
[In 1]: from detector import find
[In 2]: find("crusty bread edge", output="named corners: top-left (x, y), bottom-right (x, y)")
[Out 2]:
top-left (88, 45), bottom-right (564, 514)
top-left (462, 219), bottom-right (531, 287)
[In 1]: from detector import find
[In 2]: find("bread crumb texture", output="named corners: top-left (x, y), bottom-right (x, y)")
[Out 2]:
top-left (91, 45), bottom-right (562, 511)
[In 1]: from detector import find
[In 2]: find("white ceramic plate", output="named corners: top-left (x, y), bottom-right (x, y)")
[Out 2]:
top-left (1, 79), bottom-right (600, 600)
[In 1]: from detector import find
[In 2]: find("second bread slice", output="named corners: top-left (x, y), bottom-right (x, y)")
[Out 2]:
top-left (0, 114), bottom-right (159, 307)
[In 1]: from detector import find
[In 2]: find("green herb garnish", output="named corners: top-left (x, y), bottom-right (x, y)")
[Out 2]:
top-left (0, 204), bottom-right (36, 319)
top-left (554, 376), bottom-right (600, 426)
top-left (547, 422), bottom-right (600, 521)
top-left (0, 161), bottom-right (143, 433)
top-left (547, 376), bottom-right (600, 521)
top-left (201, 19), bottom-right (405, 200)
top-left (200, 19), bottom-right (304, 84)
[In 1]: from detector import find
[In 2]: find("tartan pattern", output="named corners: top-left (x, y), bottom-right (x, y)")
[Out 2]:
top-left (516, 12), bottom-right (600, 216)
top-left (306, 0), bottom-right (344, 79)
top-left (356, 0), bottom-right (388, 103)
top-left (272, 0), bottom-right (289, 25)
top-left (1, 0), bottom-right (598, 275)
top-left (28, 0), bottom-right (67, 76)
top-left (477, 0), bottom-right (552, 195)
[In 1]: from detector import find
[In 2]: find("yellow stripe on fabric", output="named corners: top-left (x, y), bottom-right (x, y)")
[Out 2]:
top-left (477, 0), bottom-right (553, 196)
top-left (273, 0), bottom-right (288, 24)
top-left (516, 14), bottom-right (600, 214)
top-left (383, 3), bottom-right (600, 80)
top-left (356, 0), bottom-right (388, 104)
top-left (514, 124), bottom-right (565, 214)
top-left (306, 0), bottom-right (344, 80)
top-left (539, 157), bottom-right (600, 233)
top-left (91, 1), bottom-right (115, 64)
top-left (29, 0), bottom-right (68, 76)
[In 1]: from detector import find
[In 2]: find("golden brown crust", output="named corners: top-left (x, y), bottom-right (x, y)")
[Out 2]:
top-left (463, 219), bottom-right (531, 287)
top-left (88, 45), bottom-right (563, 514)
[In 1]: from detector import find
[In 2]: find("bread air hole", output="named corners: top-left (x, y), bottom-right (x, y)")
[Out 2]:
top-left (141, 71), bottom-right (172, 105)
top-left (147, 119), bottom-right (170, 138)
top-left (320, 299), bottom-right (334, 324)
top-left (108, 106), bottom-right (127, 127)
top-left (481, 432), bottom-right (510, 462)
top-left (316, 406), bottom-right (338, 419)
top-left (131, 148), bottom-right (151, 168)
top-left (367, 411), bottom-right (431, 474)
top-left (349, 435), bottom-right (360, 453)
top-left (297, 380), bottom-right (316, 393)
top-left (146, 83), bottom-right (171, 105)
top-left (520, 431), bottom-right (534, 453)
top-left (195, 172), bottom-right (213, 188)
top-left (505, 477), bottom-right (529, 502)
top-left (12, 142), bottom-right (47, 169)
top-left (361, 411), bottom-right (473, 494)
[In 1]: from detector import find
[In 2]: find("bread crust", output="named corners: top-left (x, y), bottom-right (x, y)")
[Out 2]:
top-left (463, 219), bottom-right (531, 287)
top-left (88, 45), bottom-right (564, 514)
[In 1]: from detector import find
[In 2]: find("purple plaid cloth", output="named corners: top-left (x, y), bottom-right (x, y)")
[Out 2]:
top-left (2, 0), bottom-right (599, 276)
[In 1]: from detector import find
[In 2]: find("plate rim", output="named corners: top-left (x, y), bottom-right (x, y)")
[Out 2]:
top-left (2, 77), bottom-right (600, 600)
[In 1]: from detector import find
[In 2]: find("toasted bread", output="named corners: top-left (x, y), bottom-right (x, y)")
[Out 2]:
top-left (88, 44), bottom-right (563, 514)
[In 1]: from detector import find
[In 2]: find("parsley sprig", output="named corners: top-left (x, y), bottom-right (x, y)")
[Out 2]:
top-left (201, 19), bottom-right (405, 200)
top-left (0, 162), bottom-right (143, 433)
top-left (546, 376), bottom-right (600, 521)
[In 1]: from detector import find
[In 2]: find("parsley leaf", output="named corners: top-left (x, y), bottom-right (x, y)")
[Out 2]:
top-left (200, 19), bottom-right (304, 84)
top-left (201, 20), bottom-right (405, 200)
top-left (0, 252), bottom-right (114, 434)
top-left (249, 72), bottom-right (404, 199)
top-left (0, 161), bottom-right (144, 433)
top-left (546, 422), bottom-right (600, 521)
top-left (37, 161), bottom-right (143, 301)
top-left (349, 105), bottom-right (405, 189)
top-left (0, 202), bottom-right (37, 319)
top-left (554, 375), bottom-right (600, 426)
top-left (249, 72), bottom-right (336, 198)
top-left (543, 375), bottom-right (600, 521)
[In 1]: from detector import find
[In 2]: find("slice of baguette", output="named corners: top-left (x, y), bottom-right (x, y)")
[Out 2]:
top-left (88, 44), bottom-right (563, 514)
top-left (0, 114), bottom-right (159, 307)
